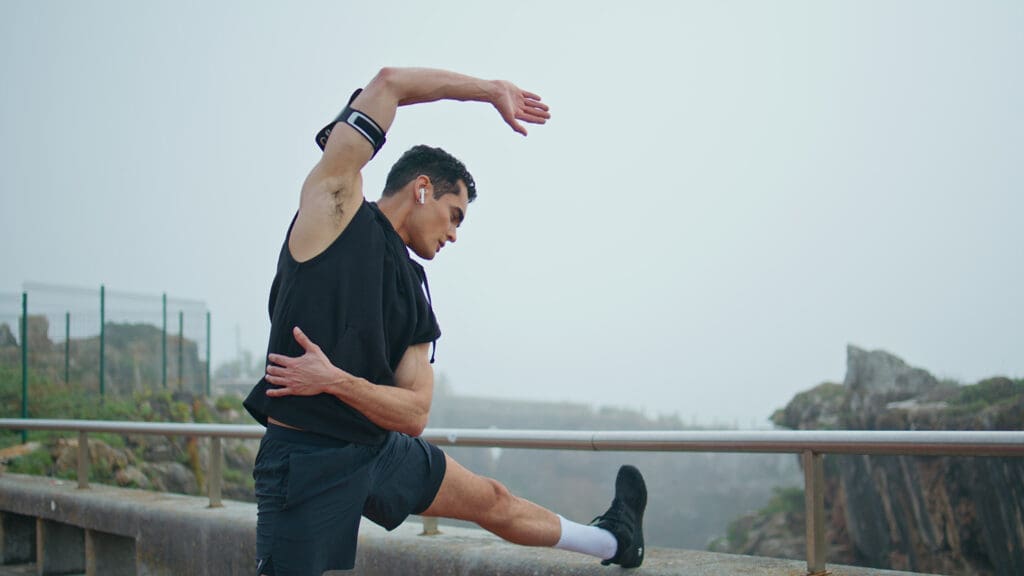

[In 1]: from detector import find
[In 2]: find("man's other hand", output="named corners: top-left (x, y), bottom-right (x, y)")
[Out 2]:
top-left (264, 327), bottom-right (346, 397)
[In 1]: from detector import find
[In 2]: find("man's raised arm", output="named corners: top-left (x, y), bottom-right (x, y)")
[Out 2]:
top-left (291, 67), bottom-right (549, 261)
top-left (317, 67), bottom-right (549, 177)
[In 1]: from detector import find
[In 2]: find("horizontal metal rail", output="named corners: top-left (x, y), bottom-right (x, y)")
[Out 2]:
top-left (0, 419), bottom-right (266, 439)
top-left (2, 418), bottom-right (1022, 576)
top-left (3, 419), bottom-right (1023, 456)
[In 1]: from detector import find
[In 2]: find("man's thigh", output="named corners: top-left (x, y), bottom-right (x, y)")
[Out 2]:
top-left (363, 432), bottom-right (447, 530)
top-left (254, 427), bottom-right (375, 574)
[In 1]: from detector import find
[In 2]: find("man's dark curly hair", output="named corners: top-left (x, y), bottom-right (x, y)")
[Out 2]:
top-left (382, 145), bottom-right (477, 202)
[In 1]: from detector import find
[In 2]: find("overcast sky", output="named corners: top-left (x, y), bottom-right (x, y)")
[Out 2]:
top-left (2, 1), bottom-right (1021, 427)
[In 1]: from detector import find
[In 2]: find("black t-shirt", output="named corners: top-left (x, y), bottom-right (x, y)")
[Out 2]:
top-left (243, 201), bottom-right (441, 445)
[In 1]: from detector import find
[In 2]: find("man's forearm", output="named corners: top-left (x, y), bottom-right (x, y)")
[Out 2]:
top-left (379, 67), bottom-right (498, 107)
top-left (263, 330), bottom-right (434, 436)
top-left (325, 372), bottom-right (430, 437)
top-left (348, 67), bottom-right (546, 140)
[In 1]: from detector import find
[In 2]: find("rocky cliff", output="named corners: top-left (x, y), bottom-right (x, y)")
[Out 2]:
top-left (717, 346), bottom-right (1024, 576)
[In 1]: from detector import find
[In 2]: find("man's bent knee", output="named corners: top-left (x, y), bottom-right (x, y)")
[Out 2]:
top-left (424, 456), bottom-right (516, 523)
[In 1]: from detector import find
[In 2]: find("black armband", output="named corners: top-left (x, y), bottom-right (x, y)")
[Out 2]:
top-left (315, 88), bottom-right (387, 157)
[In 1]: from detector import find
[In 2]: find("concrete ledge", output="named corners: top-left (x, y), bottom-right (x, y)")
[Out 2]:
top-left (0, 474), bottom-right (939, 576)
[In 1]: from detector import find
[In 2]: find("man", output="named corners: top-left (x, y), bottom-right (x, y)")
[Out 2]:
top-left (243, 67), bottom-right (646, 575)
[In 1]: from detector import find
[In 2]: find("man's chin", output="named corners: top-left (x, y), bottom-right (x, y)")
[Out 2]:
top-left (412, 246), bottom-right (437, 260)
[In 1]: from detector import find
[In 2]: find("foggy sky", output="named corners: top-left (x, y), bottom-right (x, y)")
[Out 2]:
top-left (2, 1), bottom-right (1021, 427)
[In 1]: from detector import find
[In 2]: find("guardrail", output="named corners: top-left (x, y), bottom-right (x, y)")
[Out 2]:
top-left (2, 419), bottom-right (1022, 576)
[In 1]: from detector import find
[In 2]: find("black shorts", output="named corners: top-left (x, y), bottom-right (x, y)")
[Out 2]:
top-left (254, 425), bottom-right (447, 575)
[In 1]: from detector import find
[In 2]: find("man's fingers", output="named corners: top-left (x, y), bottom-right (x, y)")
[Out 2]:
top-left (265, 387), bottom-right (292, 398)
top-left (267, 353), bottom-right (293, 367)
top-left (293, 326), bottom-right (320, 353)
top-left (500, 109), bottom-right (528, 136)
top-left (518, 110), bottom-right (549, 124)
top-left (525, 98), bottom-right (549, 112)
top-left (516, 97), bottom-right (549, 125)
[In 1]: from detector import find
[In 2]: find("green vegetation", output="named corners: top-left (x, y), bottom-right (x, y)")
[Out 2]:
top-left (222, 467), bottom-right (254, 491)
top-left (215, 394), bottom-right (244, 414)
top-left (725, 517), bottom-right (751, 550)
top-left (0, 374), bottom-right (241, 450)
top-left (0, 352), bottom-right (254, 500)
top-left (942, 377), bottom-right (1024, 421)
top-left (6, 448), bottom-right (53, 475)
top-left (949, 377), bottom-right (1024, 408)
top-left (760, 486), bottom-right (805, 516)
top-left (713, 485), bottom-right (805, 552)
top-left (771, 381), bottom-right (846, 429)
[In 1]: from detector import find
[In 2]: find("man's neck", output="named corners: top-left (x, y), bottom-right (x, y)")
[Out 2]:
top-left (375, 195), bottom-right (412, 246)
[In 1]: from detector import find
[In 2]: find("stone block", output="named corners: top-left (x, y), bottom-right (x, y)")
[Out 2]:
top-left (36, 519), bottom-right (84, 575)
top-left (0, 512), bottom-right (35, 564)
top-left (86, 529), bottom-right (136, 576)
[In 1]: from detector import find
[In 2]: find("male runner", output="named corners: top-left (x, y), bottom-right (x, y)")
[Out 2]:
top-left (243, 67), bottom-right (646, 575)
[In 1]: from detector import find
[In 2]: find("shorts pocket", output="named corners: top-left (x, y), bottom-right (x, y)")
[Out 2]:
top-left (284, 445), bottom-right (374, 510)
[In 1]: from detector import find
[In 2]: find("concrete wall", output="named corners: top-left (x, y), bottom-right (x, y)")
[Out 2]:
top-left (0, 473), bottom-right (936, 576)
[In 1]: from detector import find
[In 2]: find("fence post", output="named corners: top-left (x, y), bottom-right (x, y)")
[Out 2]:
top-left (77, 430), bottom-right (90, 489)
top-left (205, 311), bottom-right (211, 397)
top-left (99, 285), bottom-right (105, 400)
top-left (162, 293), bottom-right (167, 389)
top-left (802, 450), bottom-right (827, 575)
top-left (208, 436), bottom-right (223, 508)
top-left (20, 292), bottom-right (28, 444)
top-left (64, 311), bottom-right (70, 385)
top-left (177, 310), bottom-right (183, 391)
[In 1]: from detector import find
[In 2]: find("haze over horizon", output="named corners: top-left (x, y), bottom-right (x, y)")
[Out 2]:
top-left (3, 1), bottom-right (1021, 427)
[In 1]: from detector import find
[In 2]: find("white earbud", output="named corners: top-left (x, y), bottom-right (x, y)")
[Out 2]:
top-left (418, 188), bottom-right (426, 204)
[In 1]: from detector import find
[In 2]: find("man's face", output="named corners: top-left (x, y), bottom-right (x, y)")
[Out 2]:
top-left (410, 181), bottom-right (469, 260)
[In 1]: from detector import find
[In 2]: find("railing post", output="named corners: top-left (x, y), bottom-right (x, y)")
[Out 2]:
top-left (420, 517), bottom-right (440, 536)
top-left (208, 436), bottom-right (223, 508)
top-left (802, 450), bottom-right (827, 575)
top-left (77, 430), bottom-right (90, 489)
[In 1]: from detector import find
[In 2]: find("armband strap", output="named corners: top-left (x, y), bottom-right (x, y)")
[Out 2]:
top-left (315, 88), bottom-right (387, 156)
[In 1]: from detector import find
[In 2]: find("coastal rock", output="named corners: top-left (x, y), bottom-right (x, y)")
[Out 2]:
top-left (142, 461), bottom-right (198, 494)
top-left (52, 437), bottom-right (134, 475)
top-left (734, 346), bottom-right (1024, 576)
top-left (115, 466), bottom-right (152, 489)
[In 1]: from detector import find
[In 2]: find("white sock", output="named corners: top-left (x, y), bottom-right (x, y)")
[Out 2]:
top-left (553, 515), bottom-right (617, 560)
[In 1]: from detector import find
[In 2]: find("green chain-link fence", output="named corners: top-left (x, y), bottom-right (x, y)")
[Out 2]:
top-left (0, 284), bottom-right (210, 424)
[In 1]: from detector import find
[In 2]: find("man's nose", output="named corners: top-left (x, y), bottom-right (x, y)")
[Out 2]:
top-left (447, 226), bottom-right (458, 243)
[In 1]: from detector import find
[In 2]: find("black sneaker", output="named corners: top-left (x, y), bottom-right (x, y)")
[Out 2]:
top-left (591, 464), bottom-right (647, 568)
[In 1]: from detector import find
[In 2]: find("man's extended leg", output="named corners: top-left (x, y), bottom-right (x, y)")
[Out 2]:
top-left (420, 454), bottom-right (646, 567)
top-left (421, 453), bottom-right (562, 545)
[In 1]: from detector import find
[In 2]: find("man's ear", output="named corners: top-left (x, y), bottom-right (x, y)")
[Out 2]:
top-left (413, 175), bottom-right (433, 203)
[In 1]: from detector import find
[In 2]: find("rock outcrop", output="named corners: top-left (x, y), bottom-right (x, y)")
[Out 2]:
top-left (722, 345), bottom-right (1024, 576)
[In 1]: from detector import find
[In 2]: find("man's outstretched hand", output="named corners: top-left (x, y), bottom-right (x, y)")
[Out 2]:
top-left (491, 80), bottom-right (550, 136)
top-left (264, 327), bottom-right (346, 398)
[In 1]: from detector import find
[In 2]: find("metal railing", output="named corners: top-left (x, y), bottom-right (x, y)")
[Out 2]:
top-left (1, 419), bottom-right (1022, 576)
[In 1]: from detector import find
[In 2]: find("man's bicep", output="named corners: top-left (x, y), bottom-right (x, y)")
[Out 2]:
top-left (394, 343), bottom-right (434, 397)
top-left (316, 69), bottom-right (401, 178)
